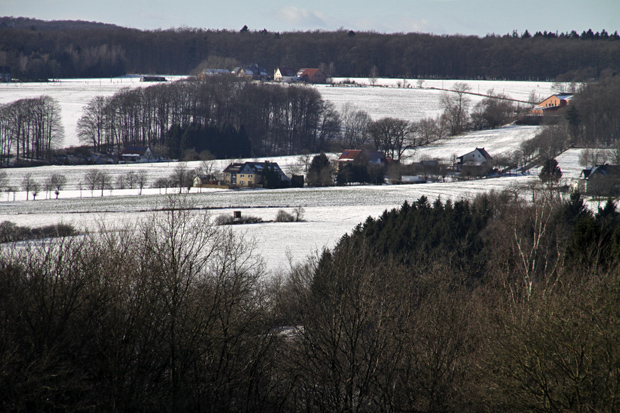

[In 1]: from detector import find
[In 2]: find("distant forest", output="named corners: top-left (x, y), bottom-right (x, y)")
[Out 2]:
top-left (0, 17), bottom-right (619, 81)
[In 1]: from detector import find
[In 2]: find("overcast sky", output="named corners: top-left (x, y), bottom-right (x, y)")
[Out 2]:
top-left (2, 0), bottom-right (618, 36)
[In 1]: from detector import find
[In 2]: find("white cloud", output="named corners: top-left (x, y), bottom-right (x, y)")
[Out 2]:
top-left (352, 16), bottom-right (442, 34)
top-left (276, 6), bottom-right (329, 28)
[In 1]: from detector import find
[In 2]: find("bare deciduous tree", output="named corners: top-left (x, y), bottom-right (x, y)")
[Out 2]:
top-left (440, 82), bottom-right (471, 135)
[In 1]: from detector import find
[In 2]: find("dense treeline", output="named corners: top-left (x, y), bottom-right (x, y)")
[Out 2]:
top-left (76, 77), bottom-right (336, 157)
top-left (0, 96), bottom-right (63, 164)
top-left (1, 17), bottom-right (619, 81)
top-left (74, 77), bottom-right (522, 159)
top-left (2, 190), bottom-right (620, 411)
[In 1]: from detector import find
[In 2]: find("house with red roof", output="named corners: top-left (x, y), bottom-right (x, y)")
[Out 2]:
top-left (296, 68), bottom-right (327, 84)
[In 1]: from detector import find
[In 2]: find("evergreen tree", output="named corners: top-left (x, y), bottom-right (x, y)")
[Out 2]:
top-left (539, 158), bottom-right (562, 184)
top-left (307, 153), bottom-right (332, 186)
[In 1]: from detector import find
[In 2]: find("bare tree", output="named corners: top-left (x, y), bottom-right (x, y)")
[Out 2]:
top-left (30, 180), bottom-right (40, 200)
top-left (368, 65), bottom-right (379, 86)
top-left (340, 103), bottom-right (372, 148)
top-left (84, 169), bottom-right (101, 196)
top-left (21, 173), bottom-right (35, 200)
top-left (170, 163), bottom-right (191, 193)
top-left (368, 117), bottom-right (412, 161)
top-left (48, 173), bottom-right (67, 199)
top-left (440, 82), bottom-right (471, 135)
top-left (136, 170), bottom-right (148, 195)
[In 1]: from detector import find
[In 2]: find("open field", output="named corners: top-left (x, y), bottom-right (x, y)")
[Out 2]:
top-left (0, 146), bottom-right (587, 274)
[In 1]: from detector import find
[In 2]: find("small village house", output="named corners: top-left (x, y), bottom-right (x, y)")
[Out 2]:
top-left (120, 146), bottom-right (154, 163)
top-left (233, 64), bottom-right (269, 81)
top-left (274, 67), bottom-right (297, 83)
top-left (222, 161), bottom-right (290, 188)
top-left (336, 149), bottom-right (389, 172)
top-left (197, 69), bottom-right (231, 80)
top-left (456, 148), bottom-right (493, 174)
top-left (531, 93), bottom-right (573, 115)
top-left (296, 68), bottom-right (327, 84)
top-left (577, 164), bottom-right (620, 195)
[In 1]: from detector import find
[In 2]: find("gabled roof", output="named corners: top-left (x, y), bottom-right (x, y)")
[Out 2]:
top-left (275, 67), bottom-right (297, 77)
top-left (458, 147), bottom-right (492, 161)
top-left (536, 93), bottom-right (574, 107)
top-left (223, 163), bottom-right (245, 173)
top-left (581, 164), bottom-right (620, 180)
top-left (297, 68), bottom-right (322, 78)
top-left (121, 146), bottom-right (150, 156)
top-left (201, 68), bottom-right (231, 75)
top-left (338, 149), bottom-right (386, 163)
top-left (239, 64), bottom-right (269, 77)
top-left (338, 149), bottom-right (362, 161)
top-left (223, 161), bottom-right (290, 180)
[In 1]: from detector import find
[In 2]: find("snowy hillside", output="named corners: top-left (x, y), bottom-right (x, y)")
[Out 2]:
top-left (0, 77), bottom-right (558, 148)
top-left (0, 76), bottom-right (574, 274)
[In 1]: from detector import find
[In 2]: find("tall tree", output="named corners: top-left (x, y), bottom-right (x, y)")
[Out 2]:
top-left (440, 82), bottom-right (471, 136)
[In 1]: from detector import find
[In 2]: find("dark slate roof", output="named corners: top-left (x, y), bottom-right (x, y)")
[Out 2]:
top-left (121, 146), bottom-right (150, 156)
top-left (582, 164), bottom-right (620, 179)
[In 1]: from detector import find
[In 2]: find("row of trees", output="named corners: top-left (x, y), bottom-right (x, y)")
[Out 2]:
top-left (0, 96), bottom-right (64, 165)
top-left (76, 77), bottom-right (522, 161)
top-left (76, 78), bottom-right (336, 157)
top-left (3, 189), bottom-right (620, 410)
top-left (1, 18), bottom-right (619, 81)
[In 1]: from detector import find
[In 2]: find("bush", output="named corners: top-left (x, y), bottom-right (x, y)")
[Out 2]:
top-left (215, 213), bottom-right (263, 225)
top-left (276, 210), bottom-right (295, 222)
top-left (0, 221), bottom-right (78, 243)
top-left (276, 207), bottom-right (305, 222)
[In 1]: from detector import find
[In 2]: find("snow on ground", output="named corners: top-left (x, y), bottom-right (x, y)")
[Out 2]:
top-left (0, 77), bottom-right (559, 148)
top-left (2, 145), bottom-right (593, 275)
top-left (410, 125), bottom-right (542, 162)
top-left (0, 77), bottom-right (573, 274)
top-left (0, 174), bottom-right (538, 274)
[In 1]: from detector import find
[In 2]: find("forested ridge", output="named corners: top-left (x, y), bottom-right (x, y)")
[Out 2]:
top-left (3, 190), bottom-right (620, 411)
top-left (1, 16), bottom-right (619, 81)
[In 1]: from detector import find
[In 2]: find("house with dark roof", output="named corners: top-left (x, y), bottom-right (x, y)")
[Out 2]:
top-left (296, 68), bottom-right (327, 84)
top-left (456, 148), bottom-right (493, 172)
top-left (274, 67), bottom-right (297, 83)
top-left (197, 69), bottom-right (231, 80)
top-left (234, 64), bottom-right (270, 81)
top-left (531, 94), bottom-right (573, 115)
top-left (223, 161), bottom-right (290, 188)
top-left (120, 146), bottom-right (154, 162)
top-left (577, 164), bottom-right (620, 195)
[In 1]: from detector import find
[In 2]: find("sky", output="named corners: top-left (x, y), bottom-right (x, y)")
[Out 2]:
top-left (1, 0), bottom-right (618, 36)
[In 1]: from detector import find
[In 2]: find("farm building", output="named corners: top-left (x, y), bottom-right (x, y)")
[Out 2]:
top-left (531, 93), bottom-right (573, 115)
top-left (223, 161), bottom-right (291, 188)
top-left (296, 68), bottom-right (327, 84)
top-left (456, 148), bottom-right (493, 170)
top-left (336, 149), bottom-right (389, 172)
top-left (120, 146), bottom-right (155, 162)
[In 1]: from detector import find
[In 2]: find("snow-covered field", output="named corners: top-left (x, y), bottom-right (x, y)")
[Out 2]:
top-left (0, 143), bottom-right (588, 274)
top-left (0, 77), bottom-right (579, 274)
top-left (0, 76), bottom-right (560, 148)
